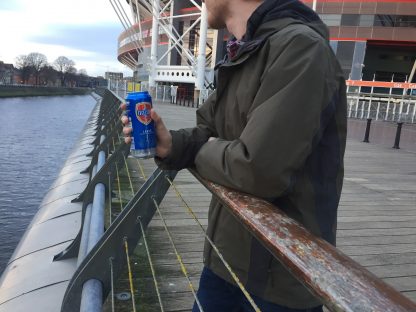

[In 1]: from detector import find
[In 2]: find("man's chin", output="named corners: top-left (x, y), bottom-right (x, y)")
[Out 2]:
top-left (207, 17), bottom-right (226, 30)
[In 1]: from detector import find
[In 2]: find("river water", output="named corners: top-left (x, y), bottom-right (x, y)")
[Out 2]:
top-left (0, 95), bottom-right (96, 274)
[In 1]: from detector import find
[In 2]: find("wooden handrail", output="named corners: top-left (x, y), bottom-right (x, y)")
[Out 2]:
top-left (190, 170), bottom-right (416, 312)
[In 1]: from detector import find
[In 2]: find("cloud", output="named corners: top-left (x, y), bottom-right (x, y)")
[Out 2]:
top-left (0, 0), bottom-right (133, 77)
top-left (31, 24), bottom-right (122, 59)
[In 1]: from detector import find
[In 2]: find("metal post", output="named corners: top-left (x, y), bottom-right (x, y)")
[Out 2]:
top-left (80, 280), bottom-right (103, 312)
top-left (149, 0), bottom-right (159, 90)
top-left (385, 101), bottom-right (390, 121)
top-left (360, 101), bottom-right (365, 119)
top-left (77, 203), bottom-right (93, 266)
top-left (393, 122), bottom-right (404, 149)
top-left (376, 102), bottom-right (380, 121)
top-left (196, 2), bottom-right (208, 91)
top-left (79, 137), bottom-right (107, 312)
top-left (363, 118), bottom-right (372, 143)
top-left (355, 87), bottom-right (360, 118)
top-left (405, 99), bottom-right (411, 122)
top-left (367, 75), bottom-right (375, 119)
top-left (412, 103), bottom-right (416, 124)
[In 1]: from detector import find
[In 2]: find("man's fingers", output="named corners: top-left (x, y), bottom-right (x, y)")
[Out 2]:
top-left (150, 108), bottom-right (161, 123)
top-left (124, 136), bottom-right (132, 144)
top-left (121, 115), bottom-right (129, 125)
top-left (123, 127), bottom-right (132, 135)
top-left (120, 102), bottom-right (127, 111)
top-left (151, 109), bottom-right (168, 133)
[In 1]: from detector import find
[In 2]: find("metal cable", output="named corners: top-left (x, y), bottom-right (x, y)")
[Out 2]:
top-left (136, 159), bottom-right (147, 180)
top-left (115, 162), bottom-right (124, 211)
top-left (152, 198), bottom-right (204, 312)
top-left (124, 239), bottom-right (138, 312)
top-left (108, 172), bottom-right (113, 224)
top-left (109, 257), bottom-right (116, 312)
top-left (117, 141), bottom-right (164, 311)
top-left (108, 144), bottom-right (113, 225)
top-left (165, 177), bottom-right (261, 312)
top-left (116, 133), bottom-right (136, 197)
top-left (123, 156), bottom-right (135, 197)
top-left (112, 138), bottom-right (124, 211)
top-left (138, 218), bottom-right (165, 312)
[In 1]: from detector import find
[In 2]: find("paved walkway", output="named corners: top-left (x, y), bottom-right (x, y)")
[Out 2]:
top-left (109, 101), bottom-right (416, 311)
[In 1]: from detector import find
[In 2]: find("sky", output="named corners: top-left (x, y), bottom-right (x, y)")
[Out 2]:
top-left (0, 0), bottom-right (132, 77)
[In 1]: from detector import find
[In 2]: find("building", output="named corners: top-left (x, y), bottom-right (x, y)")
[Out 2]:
top-left (105, 71), bottom-right (124, 80)
top-left (0, 61), bottom-right (15, 85)
top-left (312, 0), bottom-right (416, 83)
top-left (117, 0), bottom-right (416, 86)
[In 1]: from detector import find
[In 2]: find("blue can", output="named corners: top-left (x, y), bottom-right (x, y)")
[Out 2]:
top-left (125, 91), bottom-right (156, 159)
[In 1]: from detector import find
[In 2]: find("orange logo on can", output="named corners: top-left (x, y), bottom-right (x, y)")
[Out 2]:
top-left (135, 102), bottom-right (152, 125)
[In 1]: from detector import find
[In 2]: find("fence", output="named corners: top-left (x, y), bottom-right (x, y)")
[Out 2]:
top-left (50, 88), bottom-right (416, 311)
top-left (347, 91), bottom-right (416, 124)
top-left (107, 79), bottom-right (215, 108)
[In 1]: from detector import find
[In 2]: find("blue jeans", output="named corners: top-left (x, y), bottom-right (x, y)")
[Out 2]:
top-left (192, 267), bottom-right (323, 312)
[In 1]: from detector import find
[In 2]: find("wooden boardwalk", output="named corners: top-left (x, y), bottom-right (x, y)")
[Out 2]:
top-left (107, 101), bottom-right (416, 311)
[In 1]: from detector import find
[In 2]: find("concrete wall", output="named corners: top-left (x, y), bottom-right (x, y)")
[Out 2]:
top-left (0, 86), bottom-right (91, 98)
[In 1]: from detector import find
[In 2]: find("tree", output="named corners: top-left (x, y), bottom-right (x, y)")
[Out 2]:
top-left (26, 52), bottom-right (48, 85)
top-left (54, 56), bottom-right (75, 86)
top-left (78, 68), bottom-right (88, 76)
top-left (40, 65), bottom-right (59, 86)
top-left (15, 55), bottom-right (32, 84)
top-left (64, 66), bottom-right (77, 87)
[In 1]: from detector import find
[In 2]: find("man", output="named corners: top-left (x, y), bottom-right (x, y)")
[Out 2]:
top-left (124, 0), bottom-right (347, 310)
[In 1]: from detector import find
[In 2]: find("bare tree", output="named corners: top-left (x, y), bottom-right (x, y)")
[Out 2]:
top-left (40, 65), bottom-right (59, 86)
top-left (15, 55), bottom-right (32, 84)
top-left (78, 68), bottom-right (88, 76)
top-left (26, 52), bottom-right (48, 85)
top-left (54, 56), bottom-right (75, 86)
top-left (64, 66), bottom-right (78, 87)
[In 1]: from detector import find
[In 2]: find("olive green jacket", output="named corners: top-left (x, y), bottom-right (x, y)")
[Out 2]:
top-left (157, 17), bottom-right (347, 309)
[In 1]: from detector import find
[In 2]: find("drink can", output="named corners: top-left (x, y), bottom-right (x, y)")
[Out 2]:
top-left (125, 91), bottom-right (156, 159)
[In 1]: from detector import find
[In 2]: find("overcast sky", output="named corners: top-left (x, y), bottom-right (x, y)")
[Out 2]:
top-left (0, 0), bottom-right (132, 77)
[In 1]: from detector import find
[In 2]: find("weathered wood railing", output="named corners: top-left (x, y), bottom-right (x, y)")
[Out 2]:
top-left (191, 170), bottom-right (416, 312)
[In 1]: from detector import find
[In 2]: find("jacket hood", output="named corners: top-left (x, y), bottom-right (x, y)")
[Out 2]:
top-left (245, 0), bottom-right (325, 40)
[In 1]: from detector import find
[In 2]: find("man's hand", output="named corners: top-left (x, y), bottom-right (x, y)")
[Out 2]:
top-left (121, 103), bottom-right (172, 159)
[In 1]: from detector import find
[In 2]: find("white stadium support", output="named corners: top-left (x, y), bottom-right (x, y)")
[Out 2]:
top-left (110, 0), bottom-right (214, 97)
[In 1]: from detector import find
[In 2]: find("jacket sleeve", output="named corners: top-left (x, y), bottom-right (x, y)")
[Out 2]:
top-left (194, 33), bottom-right (338, 198)
top-left (155, 91), bottom-right (218, 170)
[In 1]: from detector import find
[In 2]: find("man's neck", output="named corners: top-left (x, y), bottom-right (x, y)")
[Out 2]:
top-left (225, 1), bottom-right (263, 40)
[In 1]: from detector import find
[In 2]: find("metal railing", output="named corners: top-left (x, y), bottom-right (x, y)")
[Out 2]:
top-left (107, 80), bottom-right (215, 107)
top-left (55, 88), bottom-right (416, 312)
top-left (347, 91), bottom-right (416, 124)
top-left (53, 89), bottom-right (176, 311)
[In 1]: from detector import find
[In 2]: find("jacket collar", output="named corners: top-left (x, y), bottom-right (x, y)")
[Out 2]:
top-left (216, 18), bottom-right (304, 69)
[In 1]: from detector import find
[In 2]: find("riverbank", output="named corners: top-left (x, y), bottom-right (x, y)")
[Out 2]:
top-left (0, 85), bottom-right (91, 98)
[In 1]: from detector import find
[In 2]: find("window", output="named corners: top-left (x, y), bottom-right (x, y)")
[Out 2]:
top-left (374, 15), bottom-right (395, 27)
top-left (359, 15), bottom-right (374, 27)
top-left (341, 14), bottom-right (360, 26)
top-left (319, 14), bottom-right (341, 26)
top-left (395, 15), bottom-right (416, 28)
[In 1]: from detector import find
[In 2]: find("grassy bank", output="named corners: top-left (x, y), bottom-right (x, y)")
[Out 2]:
top-left (0, 85), bottom-right (91, 98)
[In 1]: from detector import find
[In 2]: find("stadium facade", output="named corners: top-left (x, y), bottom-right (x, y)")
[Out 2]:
top-left (117, 0), bottom-right (416, 86)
